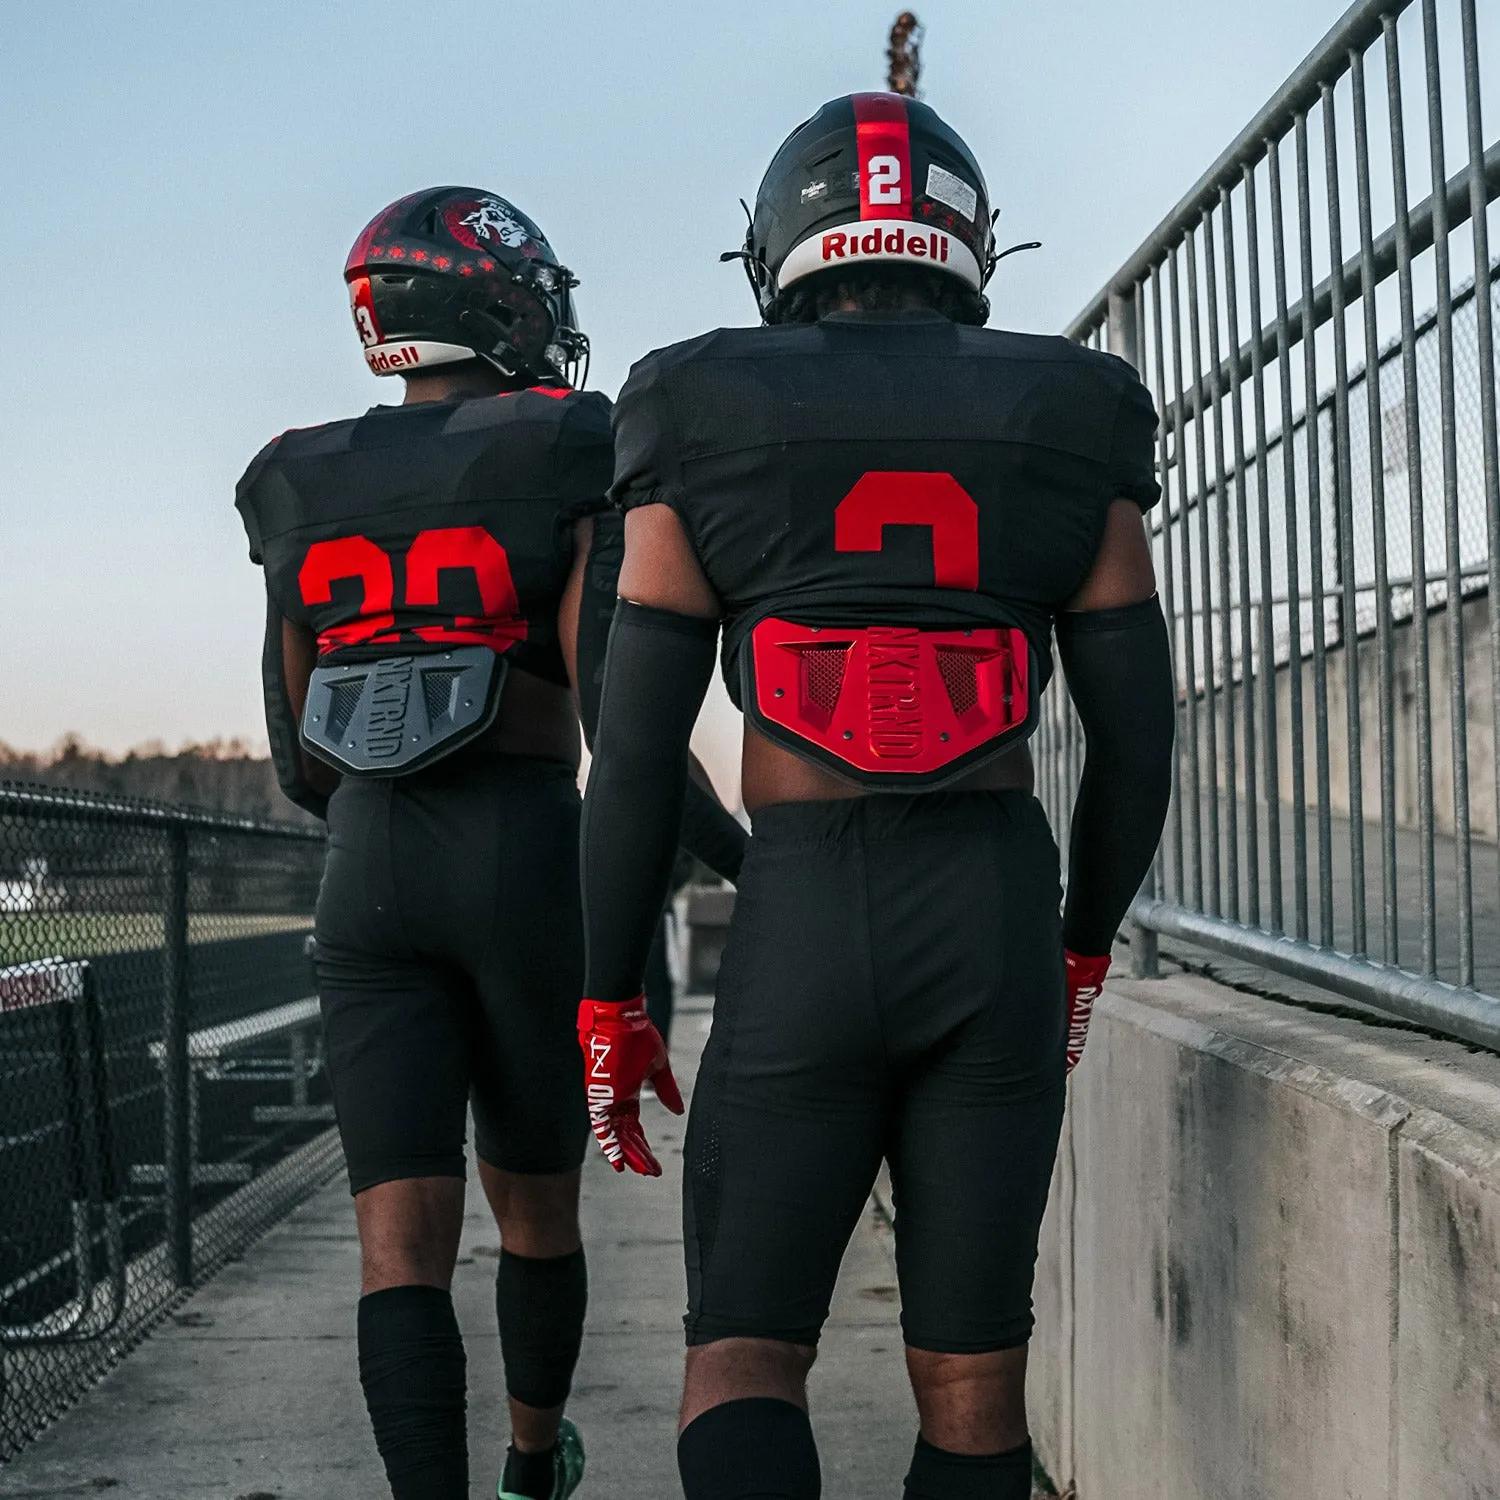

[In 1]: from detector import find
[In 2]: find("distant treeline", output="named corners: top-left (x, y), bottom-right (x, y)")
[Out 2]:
top-left (0, 736), bottom-right (317, 826)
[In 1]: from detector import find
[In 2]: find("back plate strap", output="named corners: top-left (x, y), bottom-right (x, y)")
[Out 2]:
top-left (742, 617), bottom-right (1034, 791)
top-left (301, 646), bottom-right (506, 777)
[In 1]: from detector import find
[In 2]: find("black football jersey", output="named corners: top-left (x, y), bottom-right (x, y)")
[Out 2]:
top-left (237, 387), bottom-right (614, 686)
top-left (609, 310), bottom-right (1160, 698)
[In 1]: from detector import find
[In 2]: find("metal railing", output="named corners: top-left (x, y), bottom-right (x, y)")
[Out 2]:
top-left (0, 783), bottom-right (331, 1459)
top-left (1044, 0), bottom-right (1500, 1050)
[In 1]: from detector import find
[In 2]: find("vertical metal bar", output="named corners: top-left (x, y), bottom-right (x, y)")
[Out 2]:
top-left (1352, 43), bottom-right (1401, 965)
top-left (1423, 0), bottom-right (1474, 987)
top-left (1130, 274), bottom-right (1165, 976)
top-left (1056, 681), bottom-right (1068, 843)
top-left (1108, 286), bottom-right (1140, 368)
top-left (1387, 13), bottom-right (1438, 974)
top-left (1169, 244), bottom-right (1205, 910)
top-left (82, 967), bottom-right (121, 1206)
top-left (1246, 160), bottom-right (1284, 932)
top-left (1130, 922), bottom-right (1161, 979)
top-left (1043, 692), bottom-right (1054, 829)
top-left (1049, 687), bottom-right (1062, 835)
top-left (1150, 264), bottom-right (1186, 904)
top-left (162, 825), bottom-right (192, 1288)
top-left (291, 1030), bottom-right (309, 1109)
top-left (1461, 0), bottom-right (1500, 938)
top-left (54, 996), bottom-right (88, 1206)
top-left (1062, 684), bottom-right (1077, 856)
top-left (1323, 79), bottom-right (1367, 956)
top-left (1221, 185), bottom-right (1261, 927)
top-left (1295, 111), bottom-right (1336, 948)
top-left (1269, 133), bottom-right (1311, 940)
top-left (1186, 224), bottom-right (1223, 914)
top-left (1051, 681), bottom-right (1062, 829)
top-left (1056, 686), bottom-right (1068, 847)
top-left (188, 1071), bottom-right (201, 1176)
top-left (1203, 204), bottom-right (1241, 920)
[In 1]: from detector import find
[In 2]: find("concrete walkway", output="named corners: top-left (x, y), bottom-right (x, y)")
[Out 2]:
top-left (0, 996), bottom-right (947, 1500)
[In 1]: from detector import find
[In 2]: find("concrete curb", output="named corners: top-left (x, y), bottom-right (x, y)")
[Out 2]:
top-left (1030, 970), bottom-right (1500, 1500)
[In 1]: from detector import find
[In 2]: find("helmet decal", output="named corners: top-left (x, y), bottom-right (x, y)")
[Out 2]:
top-left (348, 276), bottom-right (382, 348)
top-left (925, 164), bottom-right (978, 223)
top-left (445, 196), bottom-right (534, 252)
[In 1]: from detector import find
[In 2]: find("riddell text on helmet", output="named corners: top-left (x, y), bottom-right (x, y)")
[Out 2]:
top-left (366, 345), bottom-right (421, 372)
top-left (363, 339), bottom-right (476, 375)
top-left (822, 226), bottom-right (949, 263)
top-left (778, 218), bottom-right (982, 292)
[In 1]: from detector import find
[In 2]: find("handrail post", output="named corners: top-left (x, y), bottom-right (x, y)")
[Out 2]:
top-left (1114, 276), bottom-right (1153, 976)
top-left (161, 825), bottom-right (192, 1287)
top-left (1107, 286), bottom-right (1140, 369)
top-left (1130, 924), bottom-right (1161, 980)
top-left (1131, 867), bottom-right (1162, 979)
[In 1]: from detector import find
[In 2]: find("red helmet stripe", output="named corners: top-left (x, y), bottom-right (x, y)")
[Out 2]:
top-left (852, 93), bottom-right (912, 221)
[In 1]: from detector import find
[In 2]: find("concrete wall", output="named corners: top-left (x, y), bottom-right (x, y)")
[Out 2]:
top-left (1029, 969), bottom-right (1500, 1499)
top-left (1188, 591), bottom-right (1499, 842)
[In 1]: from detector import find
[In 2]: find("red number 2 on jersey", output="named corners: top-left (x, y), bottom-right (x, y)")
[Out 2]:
top-left (833, 472), bottom-right (979, 590)
top-left (297, 527), bottom-right (524, 653)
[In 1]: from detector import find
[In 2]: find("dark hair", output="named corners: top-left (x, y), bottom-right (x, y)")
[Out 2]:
top-left (774, 263), bottom-right (988, 327)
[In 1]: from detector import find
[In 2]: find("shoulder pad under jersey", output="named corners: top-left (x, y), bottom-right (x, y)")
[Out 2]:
top-left (437, 385), bottom-right (614, 523)
top-left (235, 432), bottom-right (287, 564)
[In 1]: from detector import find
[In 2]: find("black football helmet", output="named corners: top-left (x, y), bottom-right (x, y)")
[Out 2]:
top-left (344, 187), bottom-right (589, 385)
top-left (734, 94), bottom-right (999, 325)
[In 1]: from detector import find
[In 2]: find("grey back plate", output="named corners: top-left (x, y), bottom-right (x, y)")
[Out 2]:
top-left (301, 646), bottom-right (506, 776)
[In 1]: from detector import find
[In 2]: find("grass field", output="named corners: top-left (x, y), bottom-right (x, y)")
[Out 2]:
top-left (1, 913), bottom-right (312, 965)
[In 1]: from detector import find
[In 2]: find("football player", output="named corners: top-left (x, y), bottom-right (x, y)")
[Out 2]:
top-left (577, 98), bottom-right (1175, 1500)
top-left (237, 187), bottom-right (741, 1500)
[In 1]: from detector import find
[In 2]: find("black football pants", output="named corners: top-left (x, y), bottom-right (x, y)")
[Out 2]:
top-left (684, 790), bottom-right (1066, 1353)
top-left (315, 753), bottom-right (588, 1193)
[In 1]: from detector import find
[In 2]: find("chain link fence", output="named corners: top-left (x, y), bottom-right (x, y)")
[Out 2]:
top-left (0, 782), bottom-right (331, 1459)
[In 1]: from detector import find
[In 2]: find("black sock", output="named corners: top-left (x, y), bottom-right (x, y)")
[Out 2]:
top-left (903, 1435), bottom-right (1033, 1499)
top-left (501, 1441), bottom-right (557, 1499)
top-left (357, 1285), bottom-right (467, 1500)
top-left (678, 1398), bottom-right (821, 1499)
top-left (496, 1246), bottom-right (587, 1409)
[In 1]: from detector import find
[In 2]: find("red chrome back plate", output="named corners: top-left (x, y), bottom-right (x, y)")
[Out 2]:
top-left (747, 617), bottom-right (1031, 784)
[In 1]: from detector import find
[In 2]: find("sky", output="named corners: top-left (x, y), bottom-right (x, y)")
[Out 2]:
top-left (0, 0), bottom-right (1430, 793)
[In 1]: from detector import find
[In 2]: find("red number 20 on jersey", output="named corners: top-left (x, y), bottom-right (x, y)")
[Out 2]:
top-left (296, 526), bottom-right (525, 653)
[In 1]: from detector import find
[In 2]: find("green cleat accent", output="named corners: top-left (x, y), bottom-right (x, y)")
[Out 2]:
top-left (498, 1417), bottom-right (585, 1500)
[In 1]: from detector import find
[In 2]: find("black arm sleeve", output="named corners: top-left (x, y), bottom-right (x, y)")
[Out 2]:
top-left (1056, 596), bottom-right (1175, 955)
top-left (574, 512), bottom-right (624, 744)
top-left (261, 595), bottom-right (330, 822)
top-left (576, 514), bottom-right (747, 885)
top-left (581, 602), bottom-right (719, 1003)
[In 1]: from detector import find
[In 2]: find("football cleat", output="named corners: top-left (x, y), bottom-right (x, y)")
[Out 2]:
top-left (497, 1417), bottom-right (585, 1500)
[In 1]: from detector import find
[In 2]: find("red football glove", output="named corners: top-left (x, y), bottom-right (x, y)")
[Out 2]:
top-left (577, 996), bottom-right (685, 1176)
top-left (1065, 951), bottom-right (1111, 1076)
